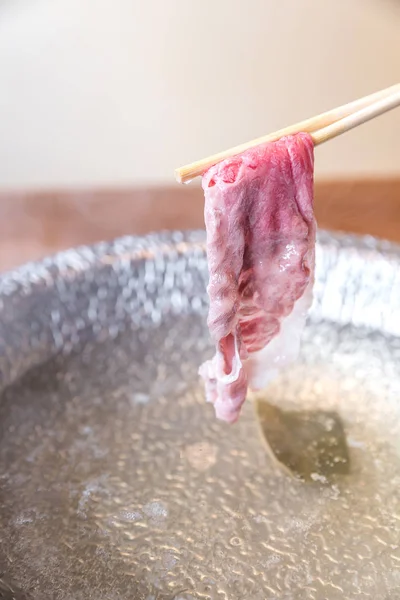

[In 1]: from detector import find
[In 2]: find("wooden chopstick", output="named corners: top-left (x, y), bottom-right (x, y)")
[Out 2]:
top-left (311, 87), bottom-right (400, 145)
top-left (175, 84), bottom-right (400, 184)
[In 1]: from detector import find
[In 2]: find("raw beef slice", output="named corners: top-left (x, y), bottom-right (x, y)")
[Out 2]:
top-left (199, 133), bottom-right (316, 423)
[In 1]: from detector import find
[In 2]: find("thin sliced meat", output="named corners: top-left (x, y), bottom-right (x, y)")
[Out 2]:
top-left (199, 133), bottom-right (316, 423)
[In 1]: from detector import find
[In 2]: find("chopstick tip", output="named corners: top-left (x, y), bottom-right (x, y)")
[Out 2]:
top-left (174, 168), bottom-right (184, 184)
top-left (175, 166), bottom-right (195, 185)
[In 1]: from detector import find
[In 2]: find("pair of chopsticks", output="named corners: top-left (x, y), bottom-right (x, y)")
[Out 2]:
top-left (175, 83), bottom-right (400, 184)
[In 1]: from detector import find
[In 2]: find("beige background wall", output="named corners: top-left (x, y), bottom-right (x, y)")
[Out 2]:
top-left (0, 0), bottom-right (399, 188)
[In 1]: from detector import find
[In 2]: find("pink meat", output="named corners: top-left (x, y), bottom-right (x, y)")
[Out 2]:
top-left (199, 133), bottom-right (316, 423)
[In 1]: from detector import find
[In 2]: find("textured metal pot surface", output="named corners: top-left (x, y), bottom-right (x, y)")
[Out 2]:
top-left (0, 230), bottom-right (399, 600)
